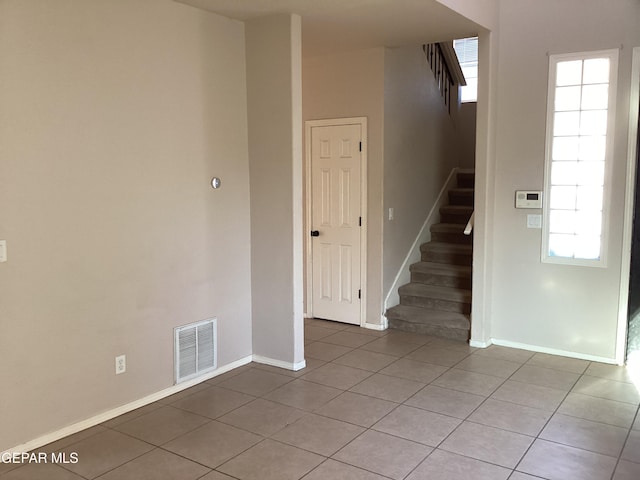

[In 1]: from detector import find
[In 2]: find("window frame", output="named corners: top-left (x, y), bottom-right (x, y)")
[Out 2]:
top-left (541, 49), bottom-right (619, 267)
top-left (453, 37), bottom-right (478, 103)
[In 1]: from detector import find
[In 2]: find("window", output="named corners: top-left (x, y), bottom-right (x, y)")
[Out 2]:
top-left (453, 37), bottom-right (478, 103)
top-left (542, 50), bottom-right (618, 266)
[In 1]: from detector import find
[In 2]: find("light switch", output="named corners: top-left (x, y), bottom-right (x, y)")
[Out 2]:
top-left (527, 215), bottom-right (542, 229)
top-left (0, 240), bottom-right (6, 262)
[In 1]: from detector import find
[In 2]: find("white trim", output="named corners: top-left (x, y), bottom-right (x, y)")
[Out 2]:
top-left (365, 320), bottom-right (387, 331)
top-left (541, 49), bottom-right (619, 267)
top-left (470, 339), bottom-right (492, 348)
top-left (1, 355), bottom-right (253, 456)
top-left (305, 117), bottom-right (368, 326)
top-left (491, 338), bottom-right (616, 364)
top-left (440, 42), bottom-right (467, 86)
top-left (383, 168), bottom-right (460, 311)
top-left (617, 46), bottom-right (640, 365)
top-left (463, 211), bottom-right (474, 235)
top-left (470, 30), bottom-right (497, 347)
top-left (291, 13), bottom-right (305, 366)
top-left (252, 355), bottom-right (306, 371)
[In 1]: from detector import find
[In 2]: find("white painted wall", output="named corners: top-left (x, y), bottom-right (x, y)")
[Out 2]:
top-left (488, 0), bottom-right (640, 360)
top-left (436, 0), bottom-right (498, 30)
top-left (0, 0), bottom-right (252, 451)
top-left (303, 48), bottom-right (385, 326)
top-left (246, 14), bottom-right (304, 366)
top-left (382, 46), bottom-right (459, 301)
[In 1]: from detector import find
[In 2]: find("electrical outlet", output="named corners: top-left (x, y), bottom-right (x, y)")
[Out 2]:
top-left (115, 355), bottom-right (126, 374)
top-left (389, 208), bottom-right (394, 221)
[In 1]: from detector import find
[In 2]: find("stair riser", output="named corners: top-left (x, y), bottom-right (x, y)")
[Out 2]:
top-left (400, 295), bottom-right (471, 314)
top-left (388, 318), bottom-right (469, 342)
top-left (448, 192), bottom-right (474, 206)
top-left (421, 251), bottom-right (472, 266)
top-left (389, 171), bottom-right (474, 343)
top-left (457, 175), bottom-right (475, 189)
top-left (411, 272), bottom-right (472, 289)
top-left (440, 212), bottom-right (472, 224)
top-left (431, 231), bottom-right (473, 244)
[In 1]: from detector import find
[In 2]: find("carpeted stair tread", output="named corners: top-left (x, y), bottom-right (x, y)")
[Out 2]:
top-left (388, 169), bottom-right (474, 341)
top-left (456, 170), bottom-right (475, 189)
top-left (430, 222), bottom-right (473, 245)
top-left (420, 242), bottom-right (472, 254)
top-left (410, 261), bottom-right (471, 277)
top-left (440, 205), bottom-right (474, 214)
top-left (386, 305), bottom-right (470, 330)
top-left (430, 223), bottom-right (468, 233)
top-left (439, 205), bottom-right (474, 224)
top-left (399, 283), bottom-right (471, 302)
top-left (448, 188), bottom-right (474, 206)
top-left (449, 187), bottom-right (474, 194)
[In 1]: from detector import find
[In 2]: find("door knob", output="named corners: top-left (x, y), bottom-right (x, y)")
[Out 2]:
top-left (310, 230), bottom-right (320, 237)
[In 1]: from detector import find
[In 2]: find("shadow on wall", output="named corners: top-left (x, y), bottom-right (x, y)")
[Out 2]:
top-left (626, 309), bottom-right (640, 394)
top-left (628, 309), bottom-right (640, 360)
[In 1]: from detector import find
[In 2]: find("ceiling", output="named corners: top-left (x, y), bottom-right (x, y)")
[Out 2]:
top-left (176, 0), bottom-right (481, 57)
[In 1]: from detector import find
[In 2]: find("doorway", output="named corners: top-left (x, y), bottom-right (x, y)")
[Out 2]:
top-left (624, 47), bottom-right (640, 365)
top-left (305, 118), bottom-right (367, 325)
top-left (627, 95), bottom-right (640, 363)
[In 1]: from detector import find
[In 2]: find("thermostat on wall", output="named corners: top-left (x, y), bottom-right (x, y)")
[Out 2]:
top-left (515, 191), bottom-right (542, 209)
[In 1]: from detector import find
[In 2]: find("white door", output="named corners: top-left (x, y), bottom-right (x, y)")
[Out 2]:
top-left (310, 123), bottom-right (362, 324)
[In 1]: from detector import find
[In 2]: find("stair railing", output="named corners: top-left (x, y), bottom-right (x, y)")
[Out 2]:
top-left (423, 42), bottom-right (466, 114)
top-left (464, 211), bottom-right (474, 235)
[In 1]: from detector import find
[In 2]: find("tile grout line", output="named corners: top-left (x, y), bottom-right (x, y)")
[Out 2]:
top-left (502, 358), bottom-right (584, 477)
top-left (9, 319), bottom-right (638, 480)
top-left (608, 406), bottom-right (640, 480)
top-left (507, 361), bottom-right (637, 478)
top-left (304, 322), bottom-right (640, 479)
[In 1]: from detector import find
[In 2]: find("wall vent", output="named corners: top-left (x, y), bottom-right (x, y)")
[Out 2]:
top-left (174, 318), bottom-right (217, 384)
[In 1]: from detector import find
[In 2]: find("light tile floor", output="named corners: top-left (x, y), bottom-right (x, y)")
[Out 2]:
top-left (2, 318), bottom-right (640, 479)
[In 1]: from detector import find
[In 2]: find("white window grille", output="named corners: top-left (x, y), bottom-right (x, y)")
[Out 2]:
top-left (453, 37), bottom-right (478, 103)
top-left (542, 49), bottom-right (618, 266)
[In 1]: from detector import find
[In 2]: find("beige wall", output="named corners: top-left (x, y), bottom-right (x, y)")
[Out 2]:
top-left (487, 0), bottom-right (640, 359)
top-left (303, 48), bottom-right (385, 325)
top-left (457, 102), bottom-right (476, 169)
top-left (246, 14), bottom-right (304, 365)
top-left (0, 0), bottom-right (252, 450)
top-left (470, 28), bottom-right (499, 345)
top-left (382, 46), bottom-right (459, 297)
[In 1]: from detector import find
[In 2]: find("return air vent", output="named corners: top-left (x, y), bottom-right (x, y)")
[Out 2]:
top-left (175, 318), bottom-right (217, 383)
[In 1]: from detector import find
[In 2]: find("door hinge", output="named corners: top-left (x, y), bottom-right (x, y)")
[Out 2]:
top-left (359, 141), bottom-right (362, 152)
top-left (359, 216), bottom-right (362, 226)
top-left (358, 289), bottom-right (361, 299)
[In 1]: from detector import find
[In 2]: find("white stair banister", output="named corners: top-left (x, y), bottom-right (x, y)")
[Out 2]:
top-left (464, 211), bottom-right (474, 235)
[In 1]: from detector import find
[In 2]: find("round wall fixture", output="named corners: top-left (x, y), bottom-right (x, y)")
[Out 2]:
top-left (211, 177), bottom-right (221, 189)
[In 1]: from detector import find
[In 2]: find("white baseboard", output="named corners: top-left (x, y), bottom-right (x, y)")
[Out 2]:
top-left (469, 339), bottom-right (492, 348)
top-left (252, 355), bottom-right (306, 371)
top-left (2, 355), bottom-right (253, 456)
top-left (364, 320), bottom-right (387, 331)
top-left (490, 339), bottom-right (617, 364)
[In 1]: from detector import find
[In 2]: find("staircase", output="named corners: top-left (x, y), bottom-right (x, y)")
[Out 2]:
top-left (386, 170), bottom-right (474, 342)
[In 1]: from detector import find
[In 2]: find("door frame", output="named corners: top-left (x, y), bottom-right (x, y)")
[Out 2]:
top-left (617, 46), bottom-right (640, 365)
top-left (305, 117), bottom-right (368, 325)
